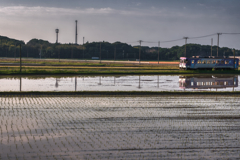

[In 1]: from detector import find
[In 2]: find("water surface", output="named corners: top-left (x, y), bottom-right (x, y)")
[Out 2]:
top-left (0, 75), bottom-right (239, 92)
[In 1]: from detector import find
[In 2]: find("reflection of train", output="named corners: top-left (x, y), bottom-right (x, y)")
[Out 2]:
top-left (179, 75), bottom-right (238, 89)
top-left (179, 56), bottom-right (239, 70)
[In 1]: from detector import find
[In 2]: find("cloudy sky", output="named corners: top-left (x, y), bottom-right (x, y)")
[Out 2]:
top-left (0, 0), bottom-right (240, 49)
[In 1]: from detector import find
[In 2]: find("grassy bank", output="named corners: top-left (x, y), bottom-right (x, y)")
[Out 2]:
top-left (0, 67), bottom-right (239, 75)
top-left (1, 91), bottom-right (240, 96)
top-left (1, 58), bottom-right (239, 75)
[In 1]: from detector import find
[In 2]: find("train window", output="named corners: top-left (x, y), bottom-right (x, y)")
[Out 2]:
top-left (180, 60), bottom-right (183, 63)
top-left (191, 82), bottom-right (194, 86)
top-left (224, 82), bottom-right (228, 85)
top-left (225, 60), bottom-right (229, 64)
top-left (212, 60), bottom-right (215, 64)
top-left (202, 60), bottom-right (206, 64)
top-left (216, 60), bottom-right (220, 64)
top-left (197, 82), bottom-right (201, 86)
top-left (221, 60), bottom-right (224, 64)
top-left (192, 60), bottom-right (194, 64)
top-left (207, 60), bottom-right (211, 64)
top-left (197, 60), bottom-right (201, 64)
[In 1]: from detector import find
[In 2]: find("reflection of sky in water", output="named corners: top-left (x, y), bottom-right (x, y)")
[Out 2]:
top-left (0, 75), bottom-right (239, 92)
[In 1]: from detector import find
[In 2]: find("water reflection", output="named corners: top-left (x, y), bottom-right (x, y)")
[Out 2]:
top-left (75, 77), bottom-right (77, 91)
top-left (138, 76), bottom-right (141, 89)
top-left (179, 75), bottom-right (238, 90)
top-left (55, 78), bottom-right (60, 88)
top-left (20, 77), bottom-right (22, 92)
top-left (98, 77), bottom-right (102, 85)
top-left (0, 75), bottom-right (239, 92)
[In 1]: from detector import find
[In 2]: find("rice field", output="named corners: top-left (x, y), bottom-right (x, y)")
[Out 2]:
top-left (0, 96), bottom-right (240, 159)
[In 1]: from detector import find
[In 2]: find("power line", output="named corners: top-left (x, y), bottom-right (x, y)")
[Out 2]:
top-left (142, 41), bottom-right (157, 43)
top-left (222, 33), bottom-right (240, 35)
top-left (76, 32), bottom-right (240, 47)
top-left (161, 38), bottom-right (184, 43)
top-left (121, 41), bottom-right (139, 43)
top-left (188, 33), bottom-right (216, 40)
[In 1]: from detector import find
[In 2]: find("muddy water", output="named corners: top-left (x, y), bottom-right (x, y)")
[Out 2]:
top-left (0, 75), bottom-right (239, 92)
top-left (0, 96), bottom-right (240, 159)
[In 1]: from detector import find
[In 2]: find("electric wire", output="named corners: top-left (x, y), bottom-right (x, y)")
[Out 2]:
top-left (188, 33), bottom-right (217, 39)
top-left (222, 33), bottom-right (240, 35)
top-left (83, 32), bottom-right (240, 46)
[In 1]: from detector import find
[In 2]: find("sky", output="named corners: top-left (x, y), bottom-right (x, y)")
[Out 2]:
top-left (0, 0), bottom-right (240, 49)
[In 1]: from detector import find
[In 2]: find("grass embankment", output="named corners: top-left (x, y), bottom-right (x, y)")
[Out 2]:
top-left (0, 58), bottom-right (107, 66)
top-left (1, 58), bottom-right (239, 75)
top-left (1, 91), bottom-right (240, 96)
top-left (0, 67), bottom-right (239, 75)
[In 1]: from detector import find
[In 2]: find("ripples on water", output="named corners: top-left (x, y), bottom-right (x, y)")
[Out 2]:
top-left (1, 96), bottom-right (240, 159)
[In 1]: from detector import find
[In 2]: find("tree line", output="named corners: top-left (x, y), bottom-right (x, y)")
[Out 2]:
top-left (0, 35), bottom-right (238, 61)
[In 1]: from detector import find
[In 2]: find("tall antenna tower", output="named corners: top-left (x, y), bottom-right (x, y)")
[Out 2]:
top-left (75, 20), bottom-right (78, 44)
top-left (55, 29), bottom-right (59, 43)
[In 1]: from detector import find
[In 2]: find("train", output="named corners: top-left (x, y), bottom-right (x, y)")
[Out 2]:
top-left (179, 56), bottom-right (239, 70)
top-left (179, 75), bottom-right (238, 90)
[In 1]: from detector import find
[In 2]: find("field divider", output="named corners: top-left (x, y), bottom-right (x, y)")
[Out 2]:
top-left (0, 91), bottom-right (240, 96)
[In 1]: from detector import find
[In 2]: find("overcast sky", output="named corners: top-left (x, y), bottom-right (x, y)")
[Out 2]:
top-left (0, 0), bottom-right (240, 49)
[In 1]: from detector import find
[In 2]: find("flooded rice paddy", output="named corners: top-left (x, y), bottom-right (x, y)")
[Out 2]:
top-left (0, 75), bottom-right (239, 92)
top-left (1, 96), bottom-right (240, 159)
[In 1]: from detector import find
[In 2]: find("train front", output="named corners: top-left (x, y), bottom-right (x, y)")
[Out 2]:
top-left (179, 57), bottom-right (187, 69)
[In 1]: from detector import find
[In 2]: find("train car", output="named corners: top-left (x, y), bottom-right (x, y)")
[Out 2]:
top-left (179, 56), bottom-right (239, 70)
top-left (179, 75), bottom-right (238, 89)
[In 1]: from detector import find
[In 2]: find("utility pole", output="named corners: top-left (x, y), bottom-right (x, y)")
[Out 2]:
top-left (114, 44), bottom-right (116, 61)
top-left (58, 48), bottom-right (60, 62)
top-left (183, 37), bottom-right (188, 57)
top-left (39, 45), bottom-right (42, 59)
top-left (75, 20), bottom-right (78, 44)
top-left (19, 44), bottom-right (22, 73)
top-left (99, 42), bottom-right (101, 63)
top-left (233, 48), bottom-right (236, 69)
top-left (83, 37), bottom-right (84, 59)
top-left (27, 45), bottom-right (28, 58)
top-left (138, 40), bottom-right (142, 64)
top-left (217, 33), bottom-right (222, 57)
top-left (71, 44), bottom-right (73, 59)
top-left (158, 41), bottom-right (160, 64)
top-left (15, 43), bottom-right (16, 61)
top-left (211, 38), bottom-right (213, 57)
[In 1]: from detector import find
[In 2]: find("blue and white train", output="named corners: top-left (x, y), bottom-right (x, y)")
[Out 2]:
top-left (179, 56), bottom-right (239, 70)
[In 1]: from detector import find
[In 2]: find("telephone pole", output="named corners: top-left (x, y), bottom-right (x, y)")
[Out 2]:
top-left (211, 38), bottom-right (213, 56)
top-left (138, 40), bottom-right (142, 64)
top-left (217, 33), bottom-right (222, 57)
top-left (83, 37), bottom-right (84, 59)
top-left (75, 20), bottom-right (78, 44)
top-left (19, 44), bottom-right (22, 73)
top-left (183, 37), bottom-right (188, 57)
top-left (99, 42), bottom-right (101, 63)
top-left (158, 41), bottom-right (160, 64)
top-left (114, 44), bottom-right (116, 61)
